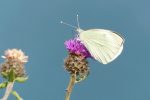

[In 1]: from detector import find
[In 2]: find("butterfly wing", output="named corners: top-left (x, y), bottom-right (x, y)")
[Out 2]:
top-left (79, 29), bottom-right (124, 64)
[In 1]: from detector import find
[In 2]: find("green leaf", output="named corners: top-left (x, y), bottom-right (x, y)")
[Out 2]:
top-left (11, 90), bottom-right (23, 100)
top-left (0, 82), bottom-right (8, 89)
top-left (75, 72), bottom-right (89, 83)
top-left (1, 72), bottom-right (8, 79)
top-left (15, 76), bottom-right (28, 83)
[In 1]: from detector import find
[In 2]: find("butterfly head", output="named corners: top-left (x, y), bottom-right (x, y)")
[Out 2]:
top-left (76, 28), bottom-right (84, 33)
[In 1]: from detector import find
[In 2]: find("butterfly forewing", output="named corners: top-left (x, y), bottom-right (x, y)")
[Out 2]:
top-left (79, 29), bottom-right (124, 64)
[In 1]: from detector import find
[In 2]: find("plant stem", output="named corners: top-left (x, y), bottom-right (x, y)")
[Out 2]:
top-left (1, 82), bottom-right (14, 100)
top-left (65, 74), bottom-right (76, 100)
top-left (11, 90), bottom-right (23, 100)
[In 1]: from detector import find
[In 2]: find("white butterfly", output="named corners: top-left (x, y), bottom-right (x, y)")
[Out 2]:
top-left (61, 15), bottom-right (124, 64)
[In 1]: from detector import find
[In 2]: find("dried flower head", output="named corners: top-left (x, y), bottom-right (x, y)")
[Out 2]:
top-left (65, 38), bottom-right (91, 58)
top-left (64, 53), bottom-right (89, 83)
top-left (0, 49), bottom-right (28, 78)
top-left (2, 49), bottom-right (28, 64)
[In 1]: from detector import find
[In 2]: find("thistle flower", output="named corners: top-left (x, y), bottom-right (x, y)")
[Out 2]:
top-left (64, 39), bottom-right (90, 100)
top-left (64, 38), bottom-right (91, 58)
top-left (0, 49), bottom-right (28, 100)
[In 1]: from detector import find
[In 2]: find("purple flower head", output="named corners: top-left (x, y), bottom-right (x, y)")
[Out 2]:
top-left (65, 38), bottom-right (91, 58)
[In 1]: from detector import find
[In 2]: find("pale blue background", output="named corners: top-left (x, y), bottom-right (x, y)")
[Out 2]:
top-left (0, 0), bottom-right (150, 100)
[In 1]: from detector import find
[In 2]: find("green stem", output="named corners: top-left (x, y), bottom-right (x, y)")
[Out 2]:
top-left (11, 90), bottom-right (23, 100)
top-left (65, 74), bottom-right (76, 100)
top-left (1, 82), bottom-right (14, 100)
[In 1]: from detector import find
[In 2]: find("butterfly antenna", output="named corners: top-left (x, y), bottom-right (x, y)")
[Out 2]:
top-left (60, 21), bottom-right (77, 29)
top-left (77, 14), bottom-right (80, 29)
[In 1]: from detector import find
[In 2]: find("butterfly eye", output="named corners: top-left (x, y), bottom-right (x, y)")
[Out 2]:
top-left (76, 34), bottom-right (79, 38)
top-left (74, 34), bottom-right (80, 40)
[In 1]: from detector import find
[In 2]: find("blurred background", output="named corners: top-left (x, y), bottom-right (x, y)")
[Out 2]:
top-left (0, 0), bottom-right (150, 100)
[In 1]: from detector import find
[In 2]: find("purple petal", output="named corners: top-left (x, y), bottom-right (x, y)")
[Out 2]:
top-left (64, 38), bottom-right (91, 58)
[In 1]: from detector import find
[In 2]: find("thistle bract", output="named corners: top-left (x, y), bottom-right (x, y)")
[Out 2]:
top-left (64, 52), bottom-right (89, 83)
